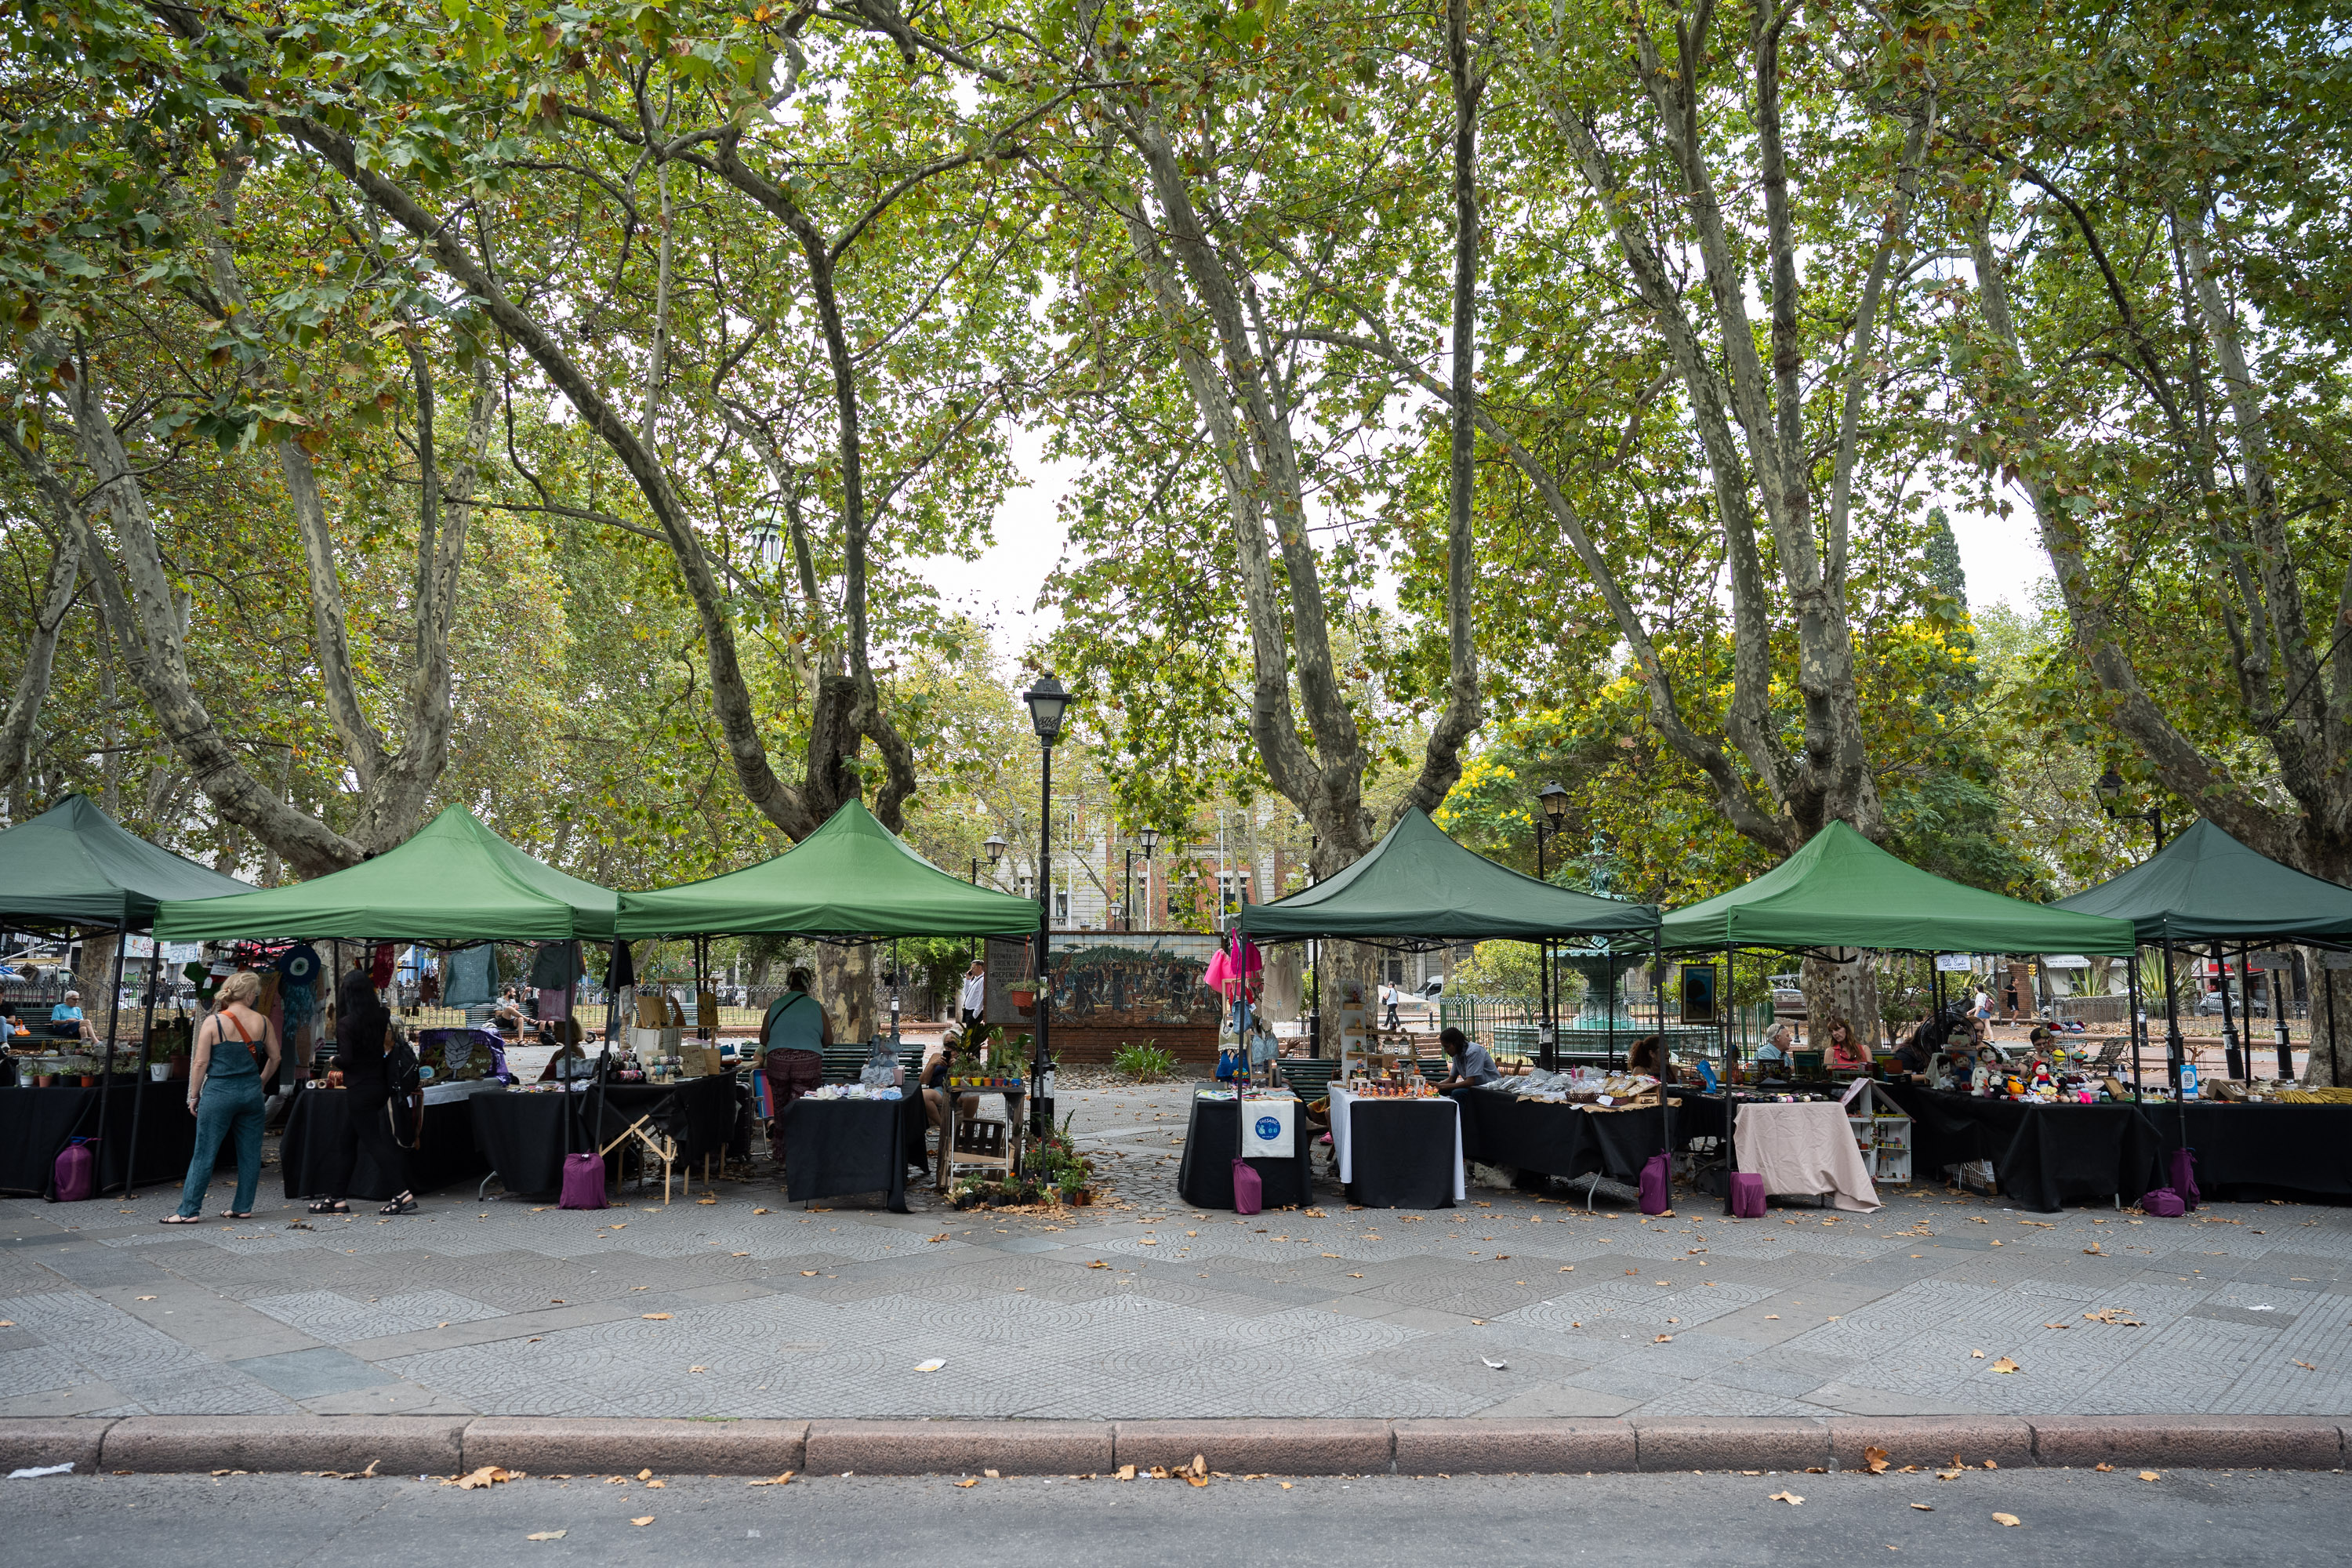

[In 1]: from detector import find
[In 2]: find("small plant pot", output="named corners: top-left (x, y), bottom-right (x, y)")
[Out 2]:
top-left (150, 1063), bottom-right (171, 1082)
top-left (34, 1074), bottom-right (54, 1087)
top-left (78, 1074), bottom-right (96, 1087)
top-left (1067, 1188), bottom-right (1092, 1207)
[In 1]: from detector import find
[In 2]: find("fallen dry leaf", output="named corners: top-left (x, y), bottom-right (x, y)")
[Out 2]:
top-left (136, 1295), bottom-right (156, 1301)
top-left (1990, 1357), bottom-right (2020, 1374)
top-left (644, 1479), bottom-right (666, 1489)
top-left (641, 1312), bottom-right (673, 1320)
top-left (1115, 1465), bottom-right (1136, 1481)
top-left (753, 1207), bottom-right (770, 1214)
top-left (1279, 1481), bottom-right (1293, 1490)
top-left (928, 1233), bottom-right (949, 1243)
top-left (637, 1469), bottom-right (653, 1481)
top-left (984, 1469), bottom-right (1000, 1479)
top-left (1983, 1460), bottom-right (1998, 1470)
top-left (2294, 1359), bottom-right (2318, 1370)
top-left (2043, 1323), bottom-right (2071, 1330)
top-left (451, 1466), bottom-right (513, 1490)
top-left (1863, 1446), bottom-right (1890, 1475)
top-left (630, 1516), bottom-right (655, 1527)
top-left (2140, 1471), bottom-right (2161, 1482)
top-left (1087, 1260), bottom-right (1109, 1269)
top-left (800, 1270), bottom-right (819, 1277)
top-left (525, 1531), bottom-right (567, 1541)
top-left (1769, 1490), bottom-right (1804, 1505)
top-left (1936, 1469), bottom-right (1963, 1482)
top-left (1992, 1512), bottom-right (2020, 1527)
top-left (1654, 1334), bottom-right (1674, 1343)
top-left (954, 1479), bottom-right (978, 1489)
top-left (1184, 1474), bottom-right (1210, 1488)
top-left (688, 1367), bottom-right (706, 1374)
top-left (1910, 1504), bottom-right (1933, 1512)
top-left (1970, 1348), bottom-right (1984, 1359)
top-left (747, 1472), bottom-right (795, 1486)
top-left (2094, 1463), bottom-right (2113, 1472)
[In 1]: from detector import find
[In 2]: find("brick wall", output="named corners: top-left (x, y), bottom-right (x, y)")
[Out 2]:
top-left (1049, 1025), bottom-right (1218, 1065)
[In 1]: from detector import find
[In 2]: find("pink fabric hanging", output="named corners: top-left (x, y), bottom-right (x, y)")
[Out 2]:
top-left (1203, 935), bottom-right (1264, 1002)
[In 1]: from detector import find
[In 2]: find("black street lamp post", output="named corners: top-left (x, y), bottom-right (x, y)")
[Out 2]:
top-left (1138, 826), bottom-right (1159, 927)
top-left (1022, 675), bottom-right (1069, 1137)
top-left (1534, 781), bottom-right (1570, 1069)
top-left (978, 832), bottom-right (1006, 887)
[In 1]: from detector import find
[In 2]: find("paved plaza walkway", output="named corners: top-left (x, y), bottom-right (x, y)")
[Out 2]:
top-left (3, 1083), bottom-right (2347, 1421)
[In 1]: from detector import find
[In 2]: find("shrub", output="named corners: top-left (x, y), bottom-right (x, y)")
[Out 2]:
top-left (1112, 1040), bottom-right (1178, 1083)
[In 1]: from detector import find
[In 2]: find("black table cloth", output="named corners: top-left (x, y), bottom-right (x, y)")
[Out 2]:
top-left (2152, 1103), bottom-right (2352, 1201)
top-left (470, 1089), bottom-right (581, 1198)
top-left (0, 1080), bottom-right (194, 1196)
top-left (583, 1075), bottom-right (740, 1172)
top-left (1177, 1086), bottom-right (1316, 1210)
top-left (1341, 1095), bottom-right (1459, 1209)
top-left (780, 1094), bottom-right (924, 1211)
top-left (1881, 1082), bottom-right (2164, 1212)
top-left (1458, 1091), bottom-right (1712, 1184)
top-left (279, 1086), bottom-right (491, 1202)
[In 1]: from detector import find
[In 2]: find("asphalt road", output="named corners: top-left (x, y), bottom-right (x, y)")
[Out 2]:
top-left (8, 1468), bottom-right (2345, 1566)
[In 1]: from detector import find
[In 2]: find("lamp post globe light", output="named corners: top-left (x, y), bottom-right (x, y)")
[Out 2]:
top-left (1022, 675), bottom-right (1068, 1135)
top-left (982, 832), bottom-right (1006, 888)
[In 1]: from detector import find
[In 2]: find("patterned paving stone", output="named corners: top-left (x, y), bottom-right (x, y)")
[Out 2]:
top-left (7, 1084), bottom-right (2352, 1417)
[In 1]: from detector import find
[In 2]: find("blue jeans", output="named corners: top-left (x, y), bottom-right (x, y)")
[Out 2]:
top-left (177, 1074), bottom-right (265, 1217)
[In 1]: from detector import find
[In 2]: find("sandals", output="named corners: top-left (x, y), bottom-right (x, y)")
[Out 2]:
top-left (160, 1214), bottom-right (202, 1225)
top-left (308, 1200), bottom-right (350, 1215)
top-left (380, 1196), bottom-right (419, 1215)
top-left (218, 1210), bottom-right (254, 1219)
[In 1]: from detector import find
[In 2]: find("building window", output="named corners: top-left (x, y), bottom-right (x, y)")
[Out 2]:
top-left (1054, 891), bottom-right (1069, 923)
top-left (1383, 959), bottom-right (1404, 985)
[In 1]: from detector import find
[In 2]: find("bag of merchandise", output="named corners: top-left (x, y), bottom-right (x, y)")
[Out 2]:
top-left (860, 1040), bottom-right (901, 1089)
top-left (2141, 1187), bottom-right (2185, 1218)
top-left (2169, 1147), bottom-right (2200, 1210)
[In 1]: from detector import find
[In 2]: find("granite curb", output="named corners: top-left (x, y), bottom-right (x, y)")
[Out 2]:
top-left (2, 1416), bottom-right (2343, 1477)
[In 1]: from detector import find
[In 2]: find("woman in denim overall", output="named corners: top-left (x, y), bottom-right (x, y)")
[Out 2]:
top-left (164, 969), bottom-right (280, 1222)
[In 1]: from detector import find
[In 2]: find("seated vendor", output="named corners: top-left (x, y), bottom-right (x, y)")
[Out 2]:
top-left (1820, 1015), bottom-right (1870, 1073)
top-left (1752, 1023), bottom-right (1795, 1076)
top-left (1625, 1033), bottom-right (1670, 1080)
top-left (50, 989), bottom-right (86, 1037)
top-left (535, 1020), bottom-right (587, 1082)
top-left (0, 1001), bottom-right (25, 1040)
top-left (920, 1035), bottom-right (975, 1131)
top-left (1892, 1021), bottom-right (1937, 1076)
top-left (1431, 1026), bottom-right (1501, 1093)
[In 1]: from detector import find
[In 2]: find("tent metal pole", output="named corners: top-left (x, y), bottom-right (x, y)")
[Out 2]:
top-left (93, 919), bottom-right (128, 1189)
top-left (118, 924), bottom-right (162, 1197)
top-left (1605, 947), bottom-right (1617, 1072)
top-left (2212, 942), bottom-right (2243, 1078)
top-left (2327, 964), bottom-right (2343, 1087)
top-left (2272, 950), bottom-right (2296, 1079)
top-left (2125, 949), bottom-right (2144, 1105)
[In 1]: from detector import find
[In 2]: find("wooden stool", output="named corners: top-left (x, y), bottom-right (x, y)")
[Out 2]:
top-left (601, 1114), bottom-right (680, 1205)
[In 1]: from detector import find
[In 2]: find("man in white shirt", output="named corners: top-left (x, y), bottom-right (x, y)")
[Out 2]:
top-left (959, 957), bottom-right (987, 1026)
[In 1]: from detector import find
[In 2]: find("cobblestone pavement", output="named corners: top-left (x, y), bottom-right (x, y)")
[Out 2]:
top-left (2, 1083), bottom-right (2347, 1421)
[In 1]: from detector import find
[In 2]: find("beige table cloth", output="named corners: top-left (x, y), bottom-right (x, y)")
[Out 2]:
top-left (1733, 1100), bottom-right (1881, 1212)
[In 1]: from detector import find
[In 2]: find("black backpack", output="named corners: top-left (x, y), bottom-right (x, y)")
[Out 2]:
top-left (383, 1032), bottom-right (423, 1147)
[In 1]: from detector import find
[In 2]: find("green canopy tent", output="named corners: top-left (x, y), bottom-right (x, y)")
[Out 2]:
top-left (1661, 821), bottom-right (2136, 957)
top-left (2055, 818), bottom-right (2352, 1082)
top-left (1661, 819), bottom-right (2140, 1126)
top-left (0, 795), bottom-right (252, 1196)
top-left (616, 800), bottom-right (1046, 1207)
top-left (1241, 806), bottom-right (1659, 946)
top-left (1242, 806), bottom-right (1664, 1076)
top-left (154, 805), bottom-right (618, 944)
top-left (615, 800), bottom-right (1042, 941)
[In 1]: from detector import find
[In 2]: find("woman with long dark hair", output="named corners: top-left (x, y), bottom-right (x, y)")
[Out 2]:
top-left (309, 959), bottom-right (418, 1216)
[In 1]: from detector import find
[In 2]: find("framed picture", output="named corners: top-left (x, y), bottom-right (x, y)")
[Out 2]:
top-left (1679, 962), bottom-right (1719, 1025)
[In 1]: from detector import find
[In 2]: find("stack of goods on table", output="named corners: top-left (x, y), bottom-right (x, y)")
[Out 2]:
top-left (805, 1081), bottom-right (902, 1102)
top-left (1484, 1067), bottom-right (1659, 1109)
top-left (2209, 1081), bottom-right (2352, 1104)
top-left (1345, 1068), bottom-right (1433, 1098)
